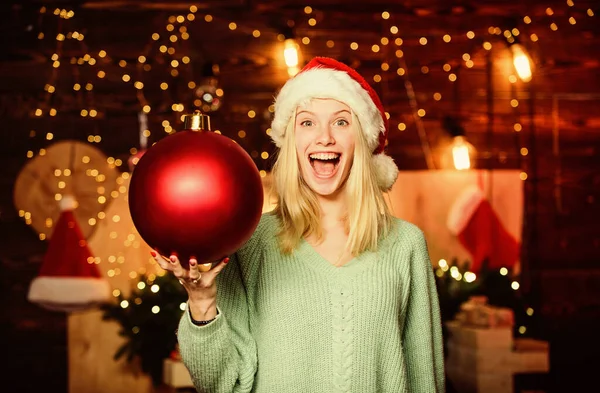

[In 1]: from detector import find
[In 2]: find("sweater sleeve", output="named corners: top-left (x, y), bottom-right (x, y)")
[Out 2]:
top-left (402, 229), bottom-right (446, 393)
top-left (176, 250), bottom-right (257, 393)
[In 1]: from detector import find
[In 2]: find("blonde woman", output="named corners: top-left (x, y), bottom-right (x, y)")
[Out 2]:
top-left (153, 57), bottom-right (445, 393)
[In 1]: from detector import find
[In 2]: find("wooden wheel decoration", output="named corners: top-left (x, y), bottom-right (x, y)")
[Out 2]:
top-left (14, 140), bottom-right (120, 240)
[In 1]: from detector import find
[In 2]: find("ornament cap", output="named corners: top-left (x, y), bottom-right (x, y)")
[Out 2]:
top-left (183, 110), bottom-right (211, 131)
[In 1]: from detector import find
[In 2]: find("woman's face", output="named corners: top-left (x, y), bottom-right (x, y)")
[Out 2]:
top-left (294, 98), bottom-right (356, 198)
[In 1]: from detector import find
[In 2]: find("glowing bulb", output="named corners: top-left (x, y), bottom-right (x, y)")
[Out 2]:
top-left (448, 136), bottom-right (475, 171)
top-left (283, 38), bottom-right (300, 68)
top-left (511, 44), bottom-right (533, 82)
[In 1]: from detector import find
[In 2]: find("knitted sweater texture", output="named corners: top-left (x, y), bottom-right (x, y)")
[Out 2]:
top-left (177, 212), bottom-right (445, 393)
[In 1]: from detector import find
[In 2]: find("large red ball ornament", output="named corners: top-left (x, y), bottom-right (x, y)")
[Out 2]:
top-left (128, 111), bottom-right (263, 267)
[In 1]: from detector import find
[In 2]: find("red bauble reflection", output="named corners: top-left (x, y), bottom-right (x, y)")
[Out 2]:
top-left (128, 129), bottom-right (263, 266)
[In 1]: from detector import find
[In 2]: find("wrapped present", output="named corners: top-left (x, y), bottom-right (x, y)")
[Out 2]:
top-left (456, 296), bottom-right (514, 328)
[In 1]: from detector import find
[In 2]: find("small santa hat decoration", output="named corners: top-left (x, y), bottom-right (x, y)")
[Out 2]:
top-left (28, 194), bottom-right (110, 312)
top-left (271, 57), bottom-right (399, 191)
top-left (447, 185), bottom-right (520, 273)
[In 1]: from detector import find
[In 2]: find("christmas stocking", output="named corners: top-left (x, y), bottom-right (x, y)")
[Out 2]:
top-left (447, 185), bottom-right (520, 273)
top-left (27, 195), bottom-right (110, 312)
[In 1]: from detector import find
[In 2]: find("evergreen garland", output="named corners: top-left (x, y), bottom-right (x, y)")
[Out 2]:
top-left (434, 258), bottom-right (540, 338)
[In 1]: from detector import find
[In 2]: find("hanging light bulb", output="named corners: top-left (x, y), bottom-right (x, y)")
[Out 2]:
top-left (451, 136), bottom-right (474, 170)
top-left (440, 116), bottom-right (477, 170)
top-left (510, 43), bottom-right (533, 82)
top-left (283, 38), bottom-right (301, 77)
top-left (283, 38), bottom-right (299, 68)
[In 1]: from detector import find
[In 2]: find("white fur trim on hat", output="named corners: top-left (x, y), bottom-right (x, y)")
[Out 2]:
top-left (373, 153), bottom-right (399, 191)
top-left (28, 276), bottom-right (111, 312)
top-left (447, 185), bottom-right (485, 235)
top-left (271, 67), bottom-right (384, 152)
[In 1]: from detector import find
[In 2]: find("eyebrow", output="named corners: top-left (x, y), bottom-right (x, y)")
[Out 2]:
top-left (296, 109), bottom-right (352, 116)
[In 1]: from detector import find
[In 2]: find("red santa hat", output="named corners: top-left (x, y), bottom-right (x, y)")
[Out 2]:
top-left (271, 57), bottom-right (399, 191)
top-left (27, 194), bottom-right (110, 312)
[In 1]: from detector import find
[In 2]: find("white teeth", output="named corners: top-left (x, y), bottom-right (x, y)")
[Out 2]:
top-left (309, 152), bottom-right (340, 160)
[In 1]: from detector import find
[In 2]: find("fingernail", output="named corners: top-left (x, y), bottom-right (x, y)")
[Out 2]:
top-left (224, 257), bottom-right (230, 264)
top-left (150, 251), bottom-right (157, 257)
top-left (189, 258), bottom-right (197, 266)
top-left (170, 255), bottom-right (176, 262)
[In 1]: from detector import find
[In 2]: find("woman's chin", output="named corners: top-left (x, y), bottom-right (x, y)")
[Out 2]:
top-left (305, 176), bottom-right (344, 197)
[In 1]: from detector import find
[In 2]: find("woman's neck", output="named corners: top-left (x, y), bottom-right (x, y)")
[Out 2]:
top-left (316, 193), bottom-right (347, 229)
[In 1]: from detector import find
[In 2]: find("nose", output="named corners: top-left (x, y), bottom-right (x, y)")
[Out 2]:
top-left (316, 124), bottom-right (335, 146)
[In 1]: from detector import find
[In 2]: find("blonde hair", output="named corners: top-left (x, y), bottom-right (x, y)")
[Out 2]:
top-left (271, 110), bottom-right (392, 255)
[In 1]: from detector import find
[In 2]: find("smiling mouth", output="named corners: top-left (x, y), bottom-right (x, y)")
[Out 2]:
top-left (309, 152), bottom-right (341, 177)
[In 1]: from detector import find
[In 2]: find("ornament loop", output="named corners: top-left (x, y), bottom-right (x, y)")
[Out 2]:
top-left (184, 110), bottom-right (211, 131)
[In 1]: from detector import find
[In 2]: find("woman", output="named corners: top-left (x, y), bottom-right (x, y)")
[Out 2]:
top-left (153, 57), bottom-right (445, 392)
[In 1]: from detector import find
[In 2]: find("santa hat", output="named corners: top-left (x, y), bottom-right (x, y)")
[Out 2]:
top-left (27, 194), bottom-right (110, 312)
top-left (447, 185), bottom-right (520, 273)
top-left (271, 57), bottom-right (399, 191)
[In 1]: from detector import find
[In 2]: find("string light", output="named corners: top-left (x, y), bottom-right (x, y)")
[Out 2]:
top-left (25, 3), bottom-right (592, 290)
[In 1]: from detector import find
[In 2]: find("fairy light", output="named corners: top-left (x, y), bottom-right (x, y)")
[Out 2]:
top-left (36, 2), bottom-right (595, 286)
top-left (438, 259), bottom-right (448, 271)
top-left (464, 272), bottom-right (477, 283)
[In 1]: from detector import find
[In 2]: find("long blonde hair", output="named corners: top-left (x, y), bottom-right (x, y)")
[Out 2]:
top-left (271, 110), bottom-right (392, 255)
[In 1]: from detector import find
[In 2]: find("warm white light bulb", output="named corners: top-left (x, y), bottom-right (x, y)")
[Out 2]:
top-left (451, 136), bottom-right (471, 170)
top-left (283, 38), bottom-right (299, 68)
top-left (511, 44), bottom-right (533, 82)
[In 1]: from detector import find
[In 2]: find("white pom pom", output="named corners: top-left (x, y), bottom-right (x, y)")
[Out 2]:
top-left (372, 153), bottom-right (399, 192)
top-left (59, 194), bottom-right (78, 211)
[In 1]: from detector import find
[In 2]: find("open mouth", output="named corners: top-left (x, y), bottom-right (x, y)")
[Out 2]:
top-left (309, 152), bottom-right (341, 177)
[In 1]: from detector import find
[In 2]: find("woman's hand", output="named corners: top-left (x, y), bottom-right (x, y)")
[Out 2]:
top-left (151, 250), bottom-right (229, 321)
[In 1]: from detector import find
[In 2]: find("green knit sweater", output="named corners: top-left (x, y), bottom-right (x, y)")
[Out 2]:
top-left (177, 212), bottom-right (445, 393)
